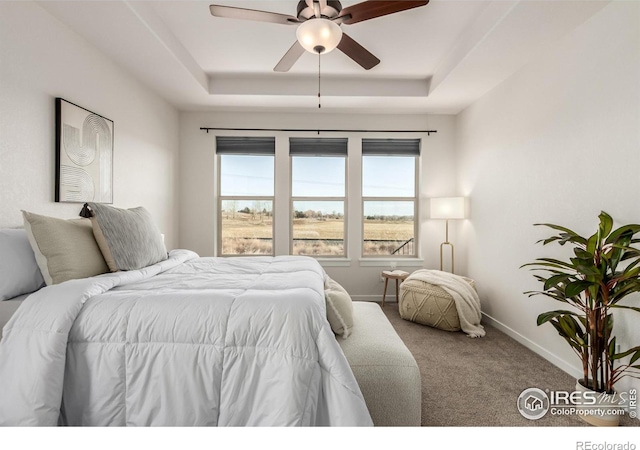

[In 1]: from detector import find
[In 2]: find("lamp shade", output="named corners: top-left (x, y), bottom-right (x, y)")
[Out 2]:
top-left (430, 197), bottom-right (465, 219)
top-left (296, 18), bottom-right (342, 54)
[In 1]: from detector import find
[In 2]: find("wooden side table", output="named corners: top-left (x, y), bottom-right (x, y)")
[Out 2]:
top-left (381, 270), bottom-right (410, 307)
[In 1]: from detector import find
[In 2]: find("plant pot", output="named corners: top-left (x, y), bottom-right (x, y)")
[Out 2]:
top-left (574, 379), bottom-right (621, 427)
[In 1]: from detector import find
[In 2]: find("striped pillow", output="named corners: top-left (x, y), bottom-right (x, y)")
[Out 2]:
top-left (83, 203), bottom-right (167, 272)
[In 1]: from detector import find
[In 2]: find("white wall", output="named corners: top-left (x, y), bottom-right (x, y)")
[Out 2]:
top-left (456, 1), bottom-right (640, 393)
top-left (0, 2), bottom-right (180, 248)
top-left (179, 111), bottom-right (458, 297)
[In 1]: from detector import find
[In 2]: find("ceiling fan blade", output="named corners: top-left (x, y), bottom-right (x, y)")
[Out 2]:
top-left (274, 41), bottom-right (305, 72)
top-left (337, 33), bottom-right (380, 70)
top-left (338, 1), bottom-right (428, 25)
top-left (209, 4), bottom-right (299, 25)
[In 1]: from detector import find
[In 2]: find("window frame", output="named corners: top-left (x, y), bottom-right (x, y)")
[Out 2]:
top-left (361, 154), bottom-right (419, 258)
top-left (217, 153), bottom-right (276, 257)
top-left (289, 154), bottom-right (348, 258)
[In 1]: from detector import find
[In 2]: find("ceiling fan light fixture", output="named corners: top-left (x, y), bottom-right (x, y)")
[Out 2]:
top-left (296, 18), bottom-right (342, 54)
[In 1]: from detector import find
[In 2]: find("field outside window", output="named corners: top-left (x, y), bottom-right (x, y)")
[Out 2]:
top-left (362, 155), bottom-right (417, 257)
top-left (219, 153), bottom-right (274, 256)
top-left (291, 156), bottom-right (346, 257)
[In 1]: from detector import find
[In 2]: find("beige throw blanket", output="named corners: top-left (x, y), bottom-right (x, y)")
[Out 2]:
top-left (406, 269), bottom-right (485, 338)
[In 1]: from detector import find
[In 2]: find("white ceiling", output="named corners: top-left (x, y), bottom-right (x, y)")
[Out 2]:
top-left (38, 0), bottom-right (610, 114)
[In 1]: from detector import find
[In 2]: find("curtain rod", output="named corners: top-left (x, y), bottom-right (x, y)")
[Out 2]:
top-left (200, 127), bottom-right (437, 136)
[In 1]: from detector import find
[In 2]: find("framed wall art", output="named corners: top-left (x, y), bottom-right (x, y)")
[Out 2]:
top-left (55, 98), bottom-right (113, 203)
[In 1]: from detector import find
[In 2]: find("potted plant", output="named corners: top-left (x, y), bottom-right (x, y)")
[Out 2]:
top-left (522, 212), bottom-right (640, 426)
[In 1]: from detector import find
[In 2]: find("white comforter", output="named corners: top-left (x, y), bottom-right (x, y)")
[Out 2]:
top-left (0, 250), bottom-right (372, 426)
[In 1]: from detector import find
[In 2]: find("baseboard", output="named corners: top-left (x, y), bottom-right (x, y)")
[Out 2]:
top-left (481, 312), bottom-right (582, 380)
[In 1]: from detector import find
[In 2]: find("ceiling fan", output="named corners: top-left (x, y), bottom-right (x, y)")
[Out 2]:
top-left (209, 1), bottom-right (429, 72)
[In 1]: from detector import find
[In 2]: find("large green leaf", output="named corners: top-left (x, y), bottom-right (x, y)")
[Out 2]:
top-left (530, 258), bottom-right (578, 270)
top-left (609, 337), bottom-right (617, 361)
top-left (574, 248), bottom-right (593, 260)
top-left (549, 320), bottom-right (583, 351)
top-left (621, 249), bottom-right (640, 262)
top-left (620, 266), bottom-right (640, 281)
top-left (537, 310), bottom-right (581, 326)
top-left (610, 282), bottom-right (640, 303)
top-left (587, 232), bottom-right (599, 255)
top-left (606, 224), bottom-right (640, 244)
top-left (612, 244), bottom-right (640, 255)
top-left (610, 304), bottom-right (640, 314)
top-left (575, 264), bottom-right (601, 277)
top-left (588, 284), bottom-right (600, 303)
top-left (618, 233), bottom-right (632, 250)
top-left (611, 244), bottom-right (626, 272)
top-left (599, 211), bottom-right (614, 237)
top-left (559, 233), bottom-right (578, 246)
top-left (533, 223), bottom-right (572, 232)
top-left (570, 256), bottom-right (594, 266)
top-left (631, 349), bottom-right (640, 365)
top-left (526, 290), bottom-right (573, 304)
top-left (558, 315), bottom-right (586, 344)
top-left (612, 345), bottom-right (640, 361)
top-left (527, 272), bottom-right (570, 285)
top-left (606, 313), bottom-right (615, 336)
top-left (543, 274), bottom-right (572, 291)
top-left (537, 236), bottom-right (564, 245)
top-left (534, 223), bottom-right (586, 244)
top-left (565, 280), bottom-right (596, 298)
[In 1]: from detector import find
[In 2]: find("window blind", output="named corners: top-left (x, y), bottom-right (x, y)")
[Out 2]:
top-left (216, 136), bottom-right (275, 155)
top-left (361, 138), bottom-right (421, 156)
top-left (289, 138), bottom-right (348, 156)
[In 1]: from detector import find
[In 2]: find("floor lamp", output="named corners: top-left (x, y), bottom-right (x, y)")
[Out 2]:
top-left (430, 197), bottom-right (465, 273)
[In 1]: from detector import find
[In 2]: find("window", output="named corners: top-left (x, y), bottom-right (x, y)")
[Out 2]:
top-left (290, 138), bottom-right (347, 257)
top-left (362, 139), bottom-right (420, 257)
top-left (217, 137), bottom-right (275, 256)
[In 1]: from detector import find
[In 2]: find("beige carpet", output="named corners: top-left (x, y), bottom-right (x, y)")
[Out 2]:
top-left (380, 303), bottom-right (637, 427)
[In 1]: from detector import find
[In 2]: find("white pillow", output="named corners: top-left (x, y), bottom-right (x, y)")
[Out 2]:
top-left (0, 229), bottom-right (45, 300)
top-left (325, 276), bottom-right (354, 339)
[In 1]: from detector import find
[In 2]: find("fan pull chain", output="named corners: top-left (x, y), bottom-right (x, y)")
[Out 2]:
top-left (318, 51), bottom-right (321, 109)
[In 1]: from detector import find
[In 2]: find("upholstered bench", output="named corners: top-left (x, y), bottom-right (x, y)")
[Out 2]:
top-left (338, 301), bottom-right (421, 426)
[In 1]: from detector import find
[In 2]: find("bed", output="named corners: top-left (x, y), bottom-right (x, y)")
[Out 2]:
top-left (1, 205), bottom-right (421, 426)
top-left (0, 250), bottom-right (372, 426)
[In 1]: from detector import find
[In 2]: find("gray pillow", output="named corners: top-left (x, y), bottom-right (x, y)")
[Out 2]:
top-left (0, 229), bottom-right (45, 299)
top-left (84, 203), bottom-right (167, 272)
top-left (325, 276), bottom-right (354, 339)
top-left (22, 211), bottom-right (109, 285)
